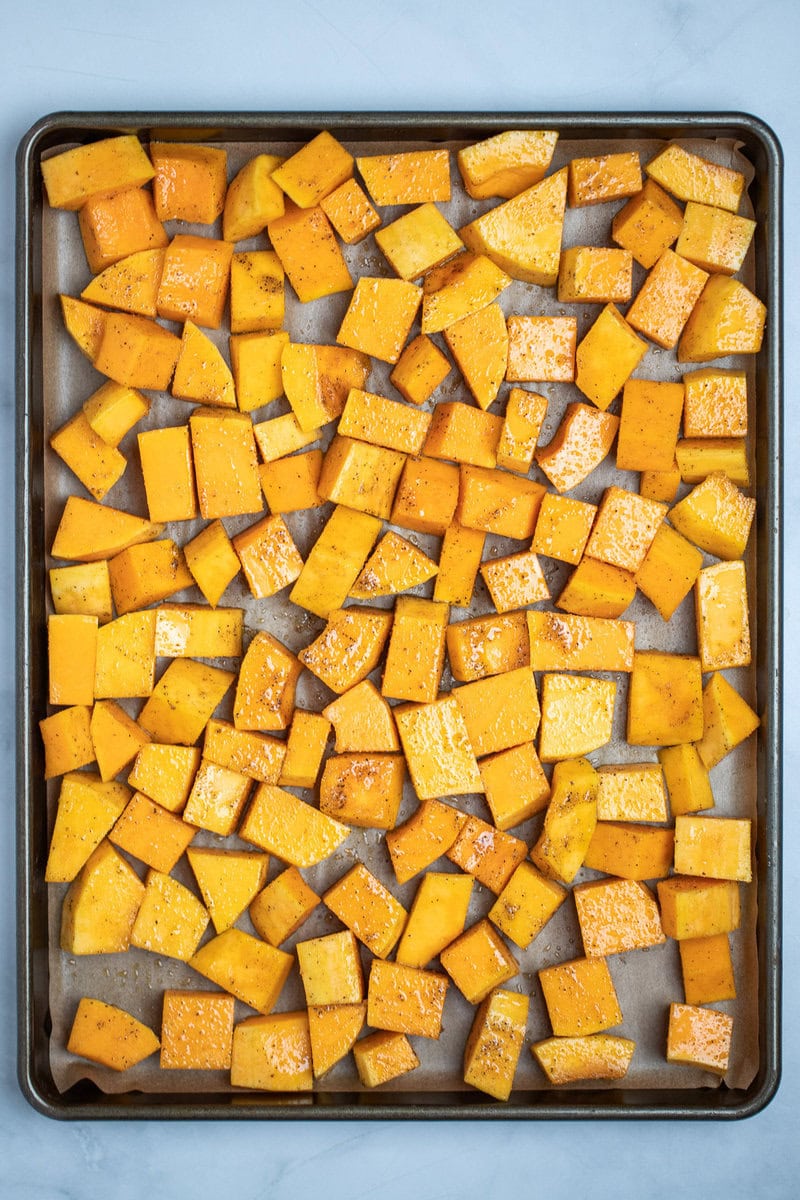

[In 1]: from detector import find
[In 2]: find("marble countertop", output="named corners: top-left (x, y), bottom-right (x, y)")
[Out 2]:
top-left (2, 2), bottom-right (797, 1196)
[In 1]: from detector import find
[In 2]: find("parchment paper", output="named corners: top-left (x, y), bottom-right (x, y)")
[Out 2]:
top-left (38, 128), bottom-right (762, 1101)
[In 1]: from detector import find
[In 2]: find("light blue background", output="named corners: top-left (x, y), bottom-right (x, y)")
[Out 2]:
top-left (2, 2), bottom-right (797, 1196)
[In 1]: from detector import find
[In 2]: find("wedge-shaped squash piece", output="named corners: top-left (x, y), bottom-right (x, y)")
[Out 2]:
top-left (281, 342), bottom-right (371, 432)
top-left (575, 877), bottom-right (665, 957)
top-left (440, 919), bottom-right (519, 1005)
top-left (350, 531), bottom-right (438, 600)
top-left (249, 867), bottom-right (320, 946)
top-left (51, 496), bottom-right (163, 564)
top-left (183, 520), bottom-right (240, 607)
top-left (375, 202), bottom-right (463, 280)
top-left (78, 186), bottom-right (167, 275)
top-left (385, 799), bottom-right (467, 885)
top-left (382, 596), bottom-right (449, 704)
top-left (233, 630), bottom-right (301, 732)
top-left (530, 757), bottom-right (599, 884)
top-left (447, 610), bottom-right (530, 682)
top-left (49, 411), bottom-right (127, 502)
top-left (354, 1031), bottom-right (420, 1087)
top-left (186, 847), bottom-right (269, 933)
top-left (556, 557), bottom-right (636, 620)
top-left (395, 872), bottom-right (473, 969)
top-left (459, 168), bottom-right (568, 285)
top-left (443, 302), bottom-right (509, 410)
top-left (45, 773), bottom-right (130, 883)
top-left (447, 814), bottom-right (527, 894)
top-left (527, 611), bottom-right (634, 673)
top-left (299, 606), bottom-right (393, 693)
top-left (189, 407), bottom-right (263, 520)
top-left (129, 869), bottom-right (209, 962)
top-left (488, 862), bottom-right (566, 949)
top-left (669, 472), bottom-right (755, 561)
top-left (290, 506), bottom-right (382, 618)
top-left (367, 960), bottom-right (449, 1039)
top-left (678, 275), bottom-right (766, 362)
top-left (583, 821), bottom-right (675, 882)
top-left (189, 929), bottom-right (293, 1015)
top-left (172, 321), bottom-right (236, 408)
top-left (231, 1012), bottom-right (313, 1090)
top-left (268, 202), bottom-right (353, 302)
top-left (93, 312), bottom-right (181, 390)
top-left (458, 129), bottom-right (558, 200)
top-left (337, 276), bottom-right (422, 365)
top-left (93, 610), bottom-right (156, 700)
top-left (308, 1003), bottom-right (367, 1079)
top-left (297, 930), bottom-right (364, 1007)
top-left (452, 666), bottom-right (540, 759)
top-left (89, 699), bottom-right (150, 782)
top-left (326, 864), bottom-right (408, 959)
top-left (80, 248), bottom-right (165, 318)
top-left (138, 658), bottom-right (235, 745)
top-left (695, 672), bottom-right (760, 769)
top-left (320, 178), bottom-right (380, 244)
top-left (271, 131), bottom-right (353, 208)
top-left (240, 784), bottom-right (350, 867)
top-left (463, 987), bottom-right (529, 1102)
top-left (319, 754), bottom-right (405, 830)
top-left (67, 998), bottom-right (159, 1072)
top-left (538, 673), bottom-right (616, 762)
top-left (574, 303), bottom-right (648, 411)
top-left (534, 402), bottom-right (619, 493)
top-left (339, 387), bottom-right (431, 455)
top-left (357, 149), bottom-right (451, 205)
top-left (645, 144), bottom-right (745, 212)
top-left (479, 741), bottom-right (551, 832)
top-left (60, 295), bottom-right (108, 361)
top-left (231, 329), bottom-right (289, 413)
top-left (395, 694), bottom-right (483, 800)
top-left (421, 251), bottom-right (511, 334)
top-left (42, 134), bottom-right (155, 210)
top-left (223, 152), bottom-right (285, 241)
top-left (532, 1034), bottom-right (635, 1085)
top-left (667, 1003), bottom-right (733, 1076)
top-left (627, 650), bottom-right (704, 746)
top-left (40, 705), bottom-right (95, 779)
top-left (108, 539), bottom-right (193, 615)
top-left (323, 680), bottom-right (399, 753)
top-left (60, 840), bottom-right (145, 954)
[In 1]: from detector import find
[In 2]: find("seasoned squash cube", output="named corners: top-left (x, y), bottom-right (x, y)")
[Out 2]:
top-left (530, 757), bottom-right (599, 884)
top-left (676, 201), bottom-right (756, 275)
top-left (532, 1034), bottom-right (635, 1085)
top-left (357, 149), bottom-right (451, 205)
top-left (130, 870), bottom-right (209, 962)
top-left (395, 872), bottom-right (473, 968)
top-left (230, 330), bottom-right (289, 413)
top-left (657, 743), bottom-right (715, 815)
top-left (440, 919), bottom-right (518, 1005)
top-left (240, 784), bottom-right (349, 868)
top-left (395, 695), bottom-right (483, 800)
top-left (160, 991), bottom-right (234, 1071)
top-left (496, 387), bottom-right (548, 474)
top-left (657, 875), bottom-right (740, 940)
top-left (456, 464), bottom-right (545, 540)
top-left (222, 152), bottom-right (285, 242)
top-left (678, 276), bottom-right (766, 362)
top-left (627, 651), bottom-right (704, 746)
top-left (308, 1003), bottom-right (367, 1078)
top-left (189, 407), bottom-right (263, 521)
top-left (319, 177), bottom-right (380, 243)
top-left (695, 560), bottom-right (751, 671)
top-left (297, 929), bottom-right (364, 1006)
top-left (424, 401), bottom-right (503, 469)
top-left (446, 814), bottom-right (527, 894)
top-left (527, 611), bottom-right (634, 674)
top-left (479, 742), bottom-right (550, 831)
top-left (67, 998), bottom-right (159, 1072)
top-left (367, 959), bottom-right (448, 1038)
top-left (45, 773), bottom-right (130, 883)
top-left (323, 680), bottom-right (400, 753)
top-left (574, 877), bottom-right (665, 957)
top-left (49, 411), bottom-right (127, 502)
top-left (534, 402), bottom-right (619, 492)
top-left (354, 1031), bottom-right (419, 1087)
top-left (539, 956), bottom-right (622, 1037)
top-left (585, 486), bottom-right (666, 573)
top-left (459, 168), bottom-right (568, 286)
top-left (60, 840), bottom-right (145, 954)
top-left (259, 450), bottom-right (323, 514)
top-left (421, 250), bottom-right (511, 334)
top-left (267, 203), bottom-right (353, 302)
top-left (157, 235), bottom-right (232, 329)
top-left (350, 531), bottom-right (438, 600)
top-left (94, 311), bottom-right (182, 390)
top-left (190, 929), bottom-right (293, 1014)
top-left (673, 815), bottom-right (752, 882)
top-left (532, 493), bottom-right (596, 564)
top-left (616, 378), bottom-right (684, 472)
top-left (678, 934), bottom-right (736, 1005)
top-left (675, 437), bottom-right (750, 487)
top-left (150, 142), bottom-right (226, 223)
top-left (279, 710), bottom-right (331, 789)
top-left (127, 743), bottom-right (201, 812)
top-left (78, 186), bottom-right (167, 275)
top-left (443, 302), bottom-right (508, 410)
top-left (635, 523), bottom-right (704, 621)
top-left (695, 672), bottom-right (760, 769)
top-left (488, 862), bottom-right (566, 949)
top-left (337, 276), bottom-right (421, 364)
top-left (186, 847), bottom-right (268, 933)
top-left (575, 303), bottom-right (648, 412)
top-left (669, 472), bottom-right (755, 560)
top-left (645, 144), bottom-right (745, 212)
top-left (538, 674), bottom-right (616, 762)
top-left (640, 462), bottom-right (682, 505)
top-left (48, 613), bottom-right (97, 706)
top-left (385, 799), bottom-right (467, 884)
top-left (139, 658), bottom-right (234, 745)
top-left (138, 425), bottom-right (197, 524)
top-left (202, 720), bottom-right (285, 785)
top-left (463, 987), bottom-right (529, 1102)
top-left (182, 760), bottom-right (253, 837)
top-left (89, 699), bottom-right (149, 783)
top-left (666, 1003), bottom-right (733, 1076)
top-left (299, 607), bottom-right (393, 694)
top-left (457, 129), bottom-right (558, 199)
top-left (452, 666), bottom-right (540, 759)
top-left (433, 523), bottom-right (485, 607)
top-left (229, 250), bottom-right (285, 334)
top-left (556, 558), bottom-right (636, 620)
top-left (390, 456), bottom-right (460, 535)
top-left (108, 540), bottom-right (193, 615)
top-left (253, 411), bottom-right (320, 463)
top-left (611, 177), bottom-right (685, 269)
top-left (375, 202), bottom-right (463, 280)
top-left (447, 611), bottom-right (530, 682)
top-left (290, 506), bottom-right (382, 618)
top-left (49, 561), bottom-right (113, 624)
top-left (249, 866), bottom-right (320, 946)
top-left (319, 754), bottom-right (405, 830)
top-left (506, 315), bottom-right (576, 383)
top-left (339, 388), bottom-right (431, 456)
top-left (43, 134), bottom-right (155, 211)
top-left (110, 792), bottom-right (195, 873)
top-left (557, 246), bottom-right (633, 304)
top-left (390, 333), bottom-right (451, 405)
top-left (568, 151), bottom-right (642, 206)
top-left (231, 1012), bottom-right (312, 1090)
top-left (596, 763), bottom-right (668, 823)
top-left (281, 342), bottom-right (370, 432)
top-left (270, 130), bottom-right (353, 208)
top-left (233, 630), bottom-right (301, 732)
top-left (382, 596), bottom-right (450, 704)
top-left (583, 822), bottom-right (674, 882)
top-left (232, 513), bottom-right (303, 598)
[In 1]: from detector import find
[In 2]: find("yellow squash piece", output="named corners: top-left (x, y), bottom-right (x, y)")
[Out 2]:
top-left (42, 134), bottom-right (155, 210)
top-left (80, 248), bottom-right (165, 318)
top-left (233, 630), bottom-right (301, 732)
top-left (463, 987), bottom-right (530, 1102)
top-left (186, 847), bottom-right (269, 933)
top-left (239, 784), bottom-right (350, 867)
top-left (457, 129), bottom-right (558, 199)
top-left (45, 773), bottom-right (130, 883)
top-left (189, 929), bottom-right (293, 1015)
top-left (538, 673), bottom-right (616, 762)
top-left (290, 505), bottom-right (382, 618)
top-left (60, 839), bottom-right (145, 955)
top-left (67, 998), bottom-right (159, 1071)
top-left (308, 1003), bottom-right (367, 1079)
top-left (350, 530), bottom-right (438, 599)
top-left (299, 606), bottom-right (393, 694)
top-left (530, 757), bottom-right (600, 884)
top-left (395, 872), bottom-right (473, 968)
top-left (223, 152), bottom-right (285, 241)
top-left (172, 321), bottom-right (236, 408)
top-left (231, 1012), bottom-right (313, 1091)
top-left (459, 168), bottom-right (568, 285)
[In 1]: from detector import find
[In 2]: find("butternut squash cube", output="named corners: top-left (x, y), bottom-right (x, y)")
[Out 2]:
top-left (156, 235), bottom-right (233, 329)
top-left (532, 493), bottom-right (596, 564)
top-left (49, 561), bottom-right (113, 624)
top-left (657, 875), bottom-right (741, 939)
top-left (230, 330), bottom-right (289, 413)
top-left (390, 333), bottom-right (451, 404)
top-left (222, 152), bottom-right (285, 242)
top-left (319, 754), bottom-right (405, 830)
top-left (45, 773), bottom-right (130, 883)
top-left (446, 610), bottom-right (530, 682)
top-left (299, 606), bottom-right (393, 693)
top-left (190, 928), bottom-right (293, 1015)
top-left (108, 539), bottom-right (193, 615)
top-left (666, 1003), bottom-right (733, 1076)
top-left (78, 186), bottom-right (167, 274)
top-left (390, 456), bottom-right (460, 535)
top-left (325, 864), bottom-right (408, 959)
top-left (42, 134), bottom-right (155, 211)
top-left (695, 672), bottom-right (760, 769)
top-left (138, 425), bottom-right (198, 524)
top-left (627, 651), bottom-right (704, 746)
top-left (229, 250), bottom-right (285, 334)
top-left (488, 862), bottom-right (566, 949)
top-left (280, 710), bottom-right (331, 789)
top-left (296, 929), bottom-right (364, 1006)
top-left (575, 303), bottom-right (648, 411)
top-left (532, 1034), bottom-right (635, 1085)
top-left (290, 506), bottom-right (382, 618)
top-left (678, 275), bottom-right (766, 362)
top-left (538, 674), bottom-right (616, 762)
top-left (250, 867), bottom-right (320, 946)
top-left (270, 130), bottom-right (353, 208)
top-left (233, 630), bottom-right (300, 732)
top-left (676, 201), bottom-right (756, 275)
top-left (456, 464), bottom-right (545, 540)
top-left (49, 411), bottom-right (127, 502)
top-left (433, 524), bottom-right (485, 607)
top-left (583, 822), bottom-right (674, 882)
top-left (354, 1031), bottom-right (419, 1087)
top-left (367, 959), bottom-right (448, 1038)
top-left (395, 872), bottom-right (473, 968)
top-left (375, 202), bottom-right (463, 280)
top-left (568, 151), bottom-right (642, 207)
top-left (627, 250), bottom-right (709, 350)
top-left (695, 559), bottom-right (751, 671)
top-left (94, 610), bottom-right (156, 699)
top-left (457, 129), bottom-right (558, 199)
top-left (440, 919), bottom-right (518, 1004)
top-left (459, 168), bottom-right (568, 286)
top-left (635, 523), bottom-right (704, 621)
top-left (534, 402), bottom-right (619, 492)
top-left (557, 246), bottom-right (633, 304)
top-left (596, 763), bottom-right (668, 823)
top-left (203, 720), bottom-right (285, 785)
top-left (616, 378), bottom-right (685, 472)
top-left (530, 757), bottom-right (599, 884)
top-left (444, 302), bottom-right (509, 410)
top-left (339, 387), bottom-right (431, 455)
top-left (585, 486), bottom-right (666, 573)
top-left (240, 784), bottom-right (349, 868)
top-left (640, 462), bottom-right (682, 505)
top-left (189, 407), bottom-right (263, 520)
top-left (506, 315), bottom-right (576, 383)
top-left (479, 741), bottom-right (550, 831)
top-left (153, 604), bottom-right (242, 660)
top-left (93, 311), bottom-right (181, 391)
top-left (160, 991), bottom-right (234, 1070)
top-left (280, 342), bottom-right (370, 432)
top-left (259, 450), bottom-right (323, 514)
top-left (556, 558), bottom-right (636, 619)
top-left (611, 177), bottom-right (685, 269)
top-left (60, 840), bottom-right (145, 954)
top-left (574, 877), bottom-right (665, 957)
top-left (254, 413), bottom-right (320, 465)
top-left (182, 759), bottom-right (253, 837)
top-left (150, 142), bottom-right (226, 223)
top-left (674, 815), bottom-right (752, 883)
top-left (645, 144), bottom-right (745, 212)
top-left (669, 472), bottom-right (755, 560)
top-left (40, 705), bottom-right (95, 779)
top-left (80, 248), bottom-right (165, 318)
top-left (323, 680), bottom-right (400, 753)
top-left (139, 658), bottom-right (235, 744)
top-left (308, 1003), bottom-right (367, 1078)
top-left (675, 437), bottom-right (750, 487)
top-left (232, 513), bottom-right (303, 599)
top-left (395, 695), bottom-right (483, 800)
top-left (539, 956), bottom-right (622, 1037)
top-left (350, 530), bottom-right (438, 600)
top-left (110, 792), bottom-right (196, 873)
top-left (527, 611), bottom-right (635, 674)
top-left (657, 743), bottom-right (715, 815)
top-left (496, 387), bottom-right (547, 474)
top-left (186, 847), bottom-right (268, 933)
top-left (678, 934), bottom-right (736, 1005)
top-left (463, 988), bottom-right (530, 1102)
top-left (337, 276), bottom-right (421, 364)
top-left (89, 699), bottom-right (149, 783)
top-left (382, 596), bottom-right (449, 704)
top-left (385, 799), bottom-right (467, 885)
top-left (127, 742), bottom-right (200, 812)
top-left (357, 149), bottom-right (451, 205)
top-left (231, 1012), bottom-right (312, 1090)
top-left (420, 251), bottom-right (511, 334)
top-left (130, 871), bottom-right (209, 962)
top-left (268, 202), bottom-right (353, 302)
top-left (452, 666), bottom-right (540, 758)
top-left (319, 177), bottom-right (380, 244)
top-left (447, 815), bottom-right (528, 894)
top-left (48, 613), bottom-right (98, 706)
top-left (424, 401), bottom-right (503, 469)
top-left (67, 998), bottom-right (159, 1072)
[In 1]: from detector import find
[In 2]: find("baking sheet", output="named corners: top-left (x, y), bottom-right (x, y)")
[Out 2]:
top-left (19, 114), bottom-right (781, 1116)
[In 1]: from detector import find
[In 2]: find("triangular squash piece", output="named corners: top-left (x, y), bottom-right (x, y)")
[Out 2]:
top-left (60, 294), bottom-right (107, 360)
top-left (281, 342), bottom-right (371, 431)
top-left (51, 495), bottom-right (164, 562)
top-left (81, 248), bottom-right (166, 317)
top-left (223, 153), bottom-right (286, 242)
top-left (349, 530), bottom-right (438, 599)
top-left (459, 167), bottom-right (568, 286)
top-left (323, 679), bottom-right (400, 753)
top-left (90, 699), bottom-right (151, 782)
top-left (443, 302), bottom-right (509, 411)
top-left (45, 773), bottom-right (131, 883)
top-left (308, 1002), bottom-right (367, 1078)
top-left (186, 846), bottom-right (269, 933)
top-left (172, 320), bottom-right (237, 408)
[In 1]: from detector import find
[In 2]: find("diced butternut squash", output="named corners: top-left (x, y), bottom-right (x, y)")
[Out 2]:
top-left (459, 168), bottom-right (568, 286)
top-left (385, 799), bottom-right (467, 885)
top-left (421, 251), bottom-right (511, 334)
top-left (440, 919), bottom-right (518, 1004)
top-left (160, 991), bottom-right (234, 1070)
top-left (289, 506), bottom-right (382, 618)
top-left (45, 773), bottom-right (130, 883)
top-left (326, 865), bottom-right (408, 959)
top-left (506, 315), bottom-right (576, 383)
top-left (270, 131), bottom-right (353, 208)
top-left (186, 846), bottom-right (267, 932)
top-left (666, 1003), bottom-right (733, 1076)
top-left (339, 387), bottom-right (431, 455)
top-left (480, 550), bottom-right (549, 614)
top-left (538, 673), bottom-right (616, 762)
top-left (479, 741), bottom-right (550, 831)
top-left (627, 651), bottom-right (704, 747)
top-left (367, 959), bottom-right (448, 1038)
top-left (60, 840), bottom-right (145, 954)
top-left (354, 1032), bottom-right (419, 1087)
top-left (131, 873), bottom-right (209, 963)
top-left (611, 177), bottom-right (685, 269)
top-left (230, 1012), bottom-right (312, 1090)
top-left (447, 610), bottom-right (529, 682)
top-left (319, 754), bottom-right (405, 830)
top-left (299, 606), bottom-right (393, 694)
top-left (463, 987), bottom-right (530, 1101)
top-left (375, 202), bottom-right (463, 280)
top-left (350, 530), bottom-right (438, 600)
top-left (557, 246), bottom-right (632, 304)
top-left (138, 425), bottom-right (198, 524)
top-left (678, 275), bottom-right (766, 362)
top-left (67, 998), bottom-right (159, 1072)
top-left (616, 378), bottom-right (684, 472)
top-left (447, 815), bottom-right (528, 894)
top-left (395, 872), bottom-right (473, 968)
top-left (267, 202), bottom-right (353, 302)
top-left (223, 153), bottom-right (285, 242)
top-left (532, 493), bottom-right (597, 564)
top-left (78, 186), bottom-right (167, 274)
top-left (657, 875), bottom-right (741, 939)
top-left (645, 144), bottom-right (745, 212)
top-left (138, 658), bottom-right (234, 744)
top-left (457, 129), bottom-right (558, 199)
top-left (443, 302), bottom-right (509, 410)
top-left (189, 407), bottom-right (263, 520)
top-left (678, 934), bottom-right (736, 1005)
top-left (157, 235), bottom-right (233, 329)
top-left (657, 743), bottom-right (715, 816)
top-left (575, 303), bottom-right (648, 411)
top-left (280, 710), bottom-right (331, 789)
top-left (539, 956), bottom-right (622, 1036)
top-left (532, 1034), bottom-right (635, 1085)
top-left (488, 862), bottom-right (566, 949)
top-left (394, 695), bottom-right (483, 800)
top-left (250, 867), bottom-right (320, 946)
top-left (382, 596), bottom-right (449, 704)
top-left (43, 135), bottom-right (155, 211)
top-left (296, 930), bottom-right (364, 1006)
top-left (669, 472), bottom-right (755, 560)
top-left (694, 672), bottom-right (760, 769)
top-left (233, 630), bottom-right (301, 731)
top-left (320, 177), bottom-right (380, 244)
top-left (357, 149), bottom-right (451, 205)
top-left (530, 757), bottom-right (599, 884)
top-left (189, 929), bottom-right (292, 1015)
top-left (337, 276), bottom-right (421, 364)
top-left (583, 822), bottom-right (674, 882)
top-left (568, 151), bottom-right (642, 207)
top-left (527, 610), bottom-right (634, 674)
top-left (676, 202), bottom-right (756, 275)
top-left (323, 680), bottom-right (400, 753)
top-left (390, 333), bottom-right (451, 404)
top-left (574, 877), bottom-right (665, 957)
top-left (239, 784), bottom-right (350, 868)
top-left (534, 402), bottom-right (619, 493)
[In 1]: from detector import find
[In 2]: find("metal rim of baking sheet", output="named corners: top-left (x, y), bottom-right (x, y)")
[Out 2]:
top-left (15, 110), bottom-right (783, 1121)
